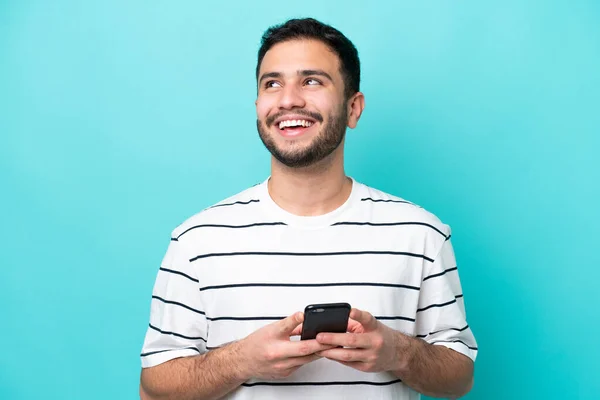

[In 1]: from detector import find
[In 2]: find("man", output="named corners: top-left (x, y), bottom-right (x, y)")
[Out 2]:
top-left (139, 17), bottom-right (477, 400)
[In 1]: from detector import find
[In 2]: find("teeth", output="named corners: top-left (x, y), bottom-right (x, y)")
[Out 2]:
top-left (278, 119), bottom-right (314, 129)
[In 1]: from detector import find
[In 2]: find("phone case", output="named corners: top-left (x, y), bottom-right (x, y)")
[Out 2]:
top-left (300, 302), bottom-right (351, 340)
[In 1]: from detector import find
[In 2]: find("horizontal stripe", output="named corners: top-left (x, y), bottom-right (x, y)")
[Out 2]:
top-left (141, 346), bottom-right (200, 357)
top-left (207, 315), bottom-right (283, 321)
top-left (199, 282), bottom-right (420, 292)
top-left (170, 237), bottom-right (178, 241)
top-left (417, 298), bottom-right (457, 313)
top-left (177, 222), bottom-right (286, 239)
top-left (152, 295), bottom-right (205, 316)
top-left (190, 251), bottom-right (434, 263)
top-left (332, 221), bottom-right (447, 238)
top-left (430, 324), bottom-right (470, 335)
top-left (242, 379), bottom-right (402, 387)
top-left (417, 325), bottom-right (470, 338)
top-left (361, 197), bottom-right (412, 205)
top-left (159, 267), bottom-right (199, 283)
top-left (430, 339), bottom-right (478, 351)
top-left (205, 315), bottom-right (415, 323)
top-left (422, 266), bottom-right (458, 282)
top-left (149, 324), bottom-right (207, 342)
top-left (375, 315), bottom-right (416, 322)
top-left (208, 199), bottom-right (260, 209)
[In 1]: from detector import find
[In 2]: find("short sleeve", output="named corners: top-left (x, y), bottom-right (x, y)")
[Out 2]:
top-left (140, 236), bottom-right (208, 368)
top-left (415, 236), bottom-right (478, 362)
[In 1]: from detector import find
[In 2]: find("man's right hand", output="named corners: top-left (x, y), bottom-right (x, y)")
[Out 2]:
top-left (234, 311), bottom-right (334, 380)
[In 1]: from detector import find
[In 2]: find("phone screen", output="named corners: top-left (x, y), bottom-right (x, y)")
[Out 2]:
top-left (300, 302), bottom-right (351, 340)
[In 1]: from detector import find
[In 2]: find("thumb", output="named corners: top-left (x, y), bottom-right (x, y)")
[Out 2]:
top-left (347, 318), bottom-right (364, 333)
top-left (276, 311), bottom-right (304, 336)
top-left (349, 308), bottom-right (378, 331)
top-left (290, 323), bottom-right (303, 337)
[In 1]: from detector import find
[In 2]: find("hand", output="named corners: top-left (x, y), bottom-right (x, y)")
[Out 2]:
top-left (236, 312), bottom-right (335, 380)
top-left (315, 308), bottom-right (407, 373)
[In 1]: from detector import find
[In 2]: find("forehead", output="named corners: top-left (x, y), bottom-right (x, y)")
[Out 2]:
top-left (259, 39), bottom-right (341, 78)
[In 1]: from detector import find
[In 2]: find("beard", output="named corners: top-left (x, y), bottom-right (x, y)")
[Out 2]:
top-left (256, 105), bottom-right (348, 168)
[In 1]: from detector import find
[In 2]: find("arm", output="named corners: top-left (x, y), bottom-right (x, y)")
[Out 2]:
top-left (317, 237), bottom-right (477, 398)
top-left (141, 312), bottom-right (334, 400)
top-left (316, 309), bottom-right (473, 398)
top-left (140, 342), bottom-right (246, 400)
top-left (391, 331), bottom-right (474, 398)
top-left (140, 236), bottom-right (333, 399)
top-left (397, 234), bottom-right (476, 397)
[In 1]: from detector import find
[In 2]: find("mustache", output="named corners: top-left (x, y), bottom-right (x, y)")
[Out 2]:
top-left (265, 109), bottom-right (324, 127)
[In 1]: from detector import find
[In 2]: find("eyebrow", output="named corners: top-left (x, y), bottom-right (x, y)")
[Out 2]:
top-left (299, 69), bottom-right (333, 82)
top-left (258, 72), bottom-right (282, 85)
top-left (258, 69), bottom-right (334, 85)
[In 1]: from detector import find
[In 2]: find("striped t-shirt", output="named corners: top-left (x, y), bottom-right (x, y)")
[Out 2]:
top-left (140, 177), bottom-right (478, 399)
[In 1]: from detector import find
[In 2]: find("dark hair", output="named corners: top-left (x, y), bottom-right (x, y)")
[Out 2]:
top-left (256, 18), bottom-right (360, 99)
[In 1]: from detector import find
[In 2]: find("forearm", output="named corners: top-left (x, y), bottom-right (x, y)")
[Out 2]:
top-left (392, 334), bottom-right (474, 398)
top-left (140, 342), bottom-right (248, 400)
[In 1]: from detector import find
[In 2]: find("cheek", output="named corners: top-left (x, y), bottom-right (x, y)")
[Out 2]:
top-left (305, 92), bottom-right (335, 115)
top-left (256, 96), bottom-right (275, 120)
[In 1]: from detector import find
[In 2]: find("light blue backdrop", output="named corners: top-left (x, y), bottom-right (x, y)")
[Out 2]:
top-left (1, 1), bottom-right (598, 399)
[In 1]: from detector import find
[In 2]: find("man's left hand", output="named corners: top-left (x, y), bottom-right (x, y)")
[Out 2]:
top-left (315, 308), bottom-right (407, 373)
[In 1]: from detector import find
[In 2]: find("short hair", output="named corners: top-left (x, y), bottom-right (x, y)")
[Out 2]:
top-left (256, 18), bottom-right (360, 99)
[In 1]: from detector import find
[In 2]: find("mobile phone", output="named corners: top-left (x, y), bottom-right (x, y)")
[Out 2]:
top-left (300, 302), bottom-right (351, 340)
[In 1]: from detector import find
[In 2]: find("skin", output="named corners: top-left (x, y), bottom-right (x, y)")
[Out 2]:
top-left (314, 308), bottom-right (474, 398)
top-left (140, 38), bottom-right (474, 400)
top-left (255, 39), bottom-right (364, 217)
top-left (140, 312), bottom-right (334, 400)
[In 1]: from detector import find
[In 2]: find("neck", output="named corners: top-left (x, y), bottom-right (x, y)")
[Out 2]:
top-left (267, 147), bottom-right (352, 217)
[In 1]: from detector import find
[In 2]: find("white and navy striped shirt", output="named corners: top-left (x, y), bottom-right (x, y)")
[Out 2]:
top-left (140, 177), bottom-right (478, 399)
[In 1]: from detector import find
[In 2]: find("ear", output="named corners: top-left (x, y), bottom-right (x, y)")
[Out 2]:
top-left (346, 92), bottom-right (365, 129)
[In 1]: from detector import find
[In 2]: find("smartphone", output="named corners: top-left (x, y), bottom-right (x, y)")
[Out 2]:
top-left (300, 302), bottom-right (351, 340)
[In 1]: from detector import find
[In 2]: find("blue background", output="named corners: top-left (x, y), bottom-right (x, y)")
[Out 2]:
top-left (1, 1), bottom-right (599, 399)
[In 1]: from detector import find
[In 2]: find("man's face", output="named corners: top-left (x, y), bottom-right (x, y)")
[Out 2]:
top-left (256, 39), bottom-right (349, 168)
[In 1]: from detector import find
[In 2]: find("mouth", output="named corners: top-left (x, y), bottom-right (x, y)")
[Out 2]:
top-left (275, 118), bottom-right (317, 138)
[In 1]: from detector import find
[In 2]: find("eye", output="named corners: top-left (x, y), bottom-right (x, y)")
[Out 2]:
top-left (304, 78), bottom-right (322, 86)
top-left (265, 80), bottom-right (282, 88)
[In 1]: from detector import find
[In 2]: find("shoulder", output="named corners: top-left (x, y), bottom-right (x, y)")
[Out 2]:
top-left (357, 182), bottom-right (451, 239)
top-left (170, 181), bottom-right (265, 241)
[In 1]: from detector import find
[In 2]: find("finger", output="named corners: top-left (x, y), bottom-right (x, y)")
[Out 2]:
top-left (290, 323), bottom-right (303, 337)
top-left (276, 312), bottom-right (304, 336)
top-left (283, 353), bottom-right (322, 369)
top-left (349, 308), bottom-right (378, 331)
top-left (315, 332), bottom-right (371, 348)
top-left (317, 348), bottom-right (371, 363)
top-left (347, 318), bottom-right (364, 333)
top-left (283, 340), bottom-right (336, 358)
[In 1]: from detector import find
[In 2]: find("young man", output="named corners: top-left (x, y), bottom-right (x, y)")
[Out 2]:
top-left (139, 18), bottom-right (477, 400)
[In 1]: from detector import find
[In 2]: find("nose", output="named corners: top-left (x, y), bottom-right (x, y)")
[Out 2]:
top-left (277, 84), bottom-right (306, 110)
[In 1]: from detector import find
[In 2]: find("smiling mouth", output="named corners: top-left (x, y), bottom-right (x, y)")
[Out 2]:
top-left (275, 119), bottom-right (317, 138)
top-left (278, 119), bottom-right (314, 130)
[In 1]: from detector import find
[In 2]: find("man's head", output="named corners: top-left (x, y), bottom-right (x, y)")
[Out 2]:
top-left (255, 18), bottom-right (364, 169)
